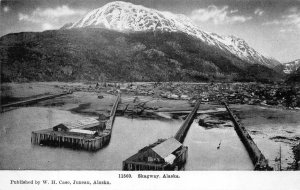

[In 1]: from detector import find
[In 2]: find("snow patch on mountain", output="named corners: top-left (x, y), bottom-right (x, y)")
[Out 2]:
top-left (283, 59), bottom-right (300, 74)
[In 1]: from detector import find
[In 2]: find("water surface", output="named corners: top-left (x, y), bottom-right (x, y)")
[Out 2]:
top-left (0, 107), bottom-right (253, 170)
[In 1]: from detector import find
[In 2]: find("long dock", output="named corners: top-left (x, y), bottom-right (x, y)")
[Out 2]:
top-left (104, 93), bottom-right (121, 134)
top-left (122, 100), bottom-right (201, 171)
top-left (174, 100), bottom-right (201, 143)
top-left (223, 102), bottom-right (273, 170)
top-left (1, 91), bottom-right (72, 110)
top-left (31, 93), bottom-right (121, 151)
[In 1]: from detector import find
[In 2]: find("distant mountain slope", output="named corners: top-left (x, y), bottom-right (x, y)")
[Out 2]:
top-left (66, 1), bottom-right (280, 68)
top-left (274, 59), bottom-right (300, 75)
top-left (286, 67), bottom-right (300, 83)
top-left (0, 28), bottom-right (282, 83)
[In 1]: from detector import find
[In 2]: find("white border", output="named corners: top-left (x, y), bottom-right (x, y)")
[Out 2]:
top-left (1, 171), bottom-right (300, 190)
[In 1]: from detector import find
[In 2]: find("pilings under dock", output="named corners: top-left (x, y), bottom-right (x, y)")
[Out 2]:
top-left (31, 129), bottom-right (111, 151)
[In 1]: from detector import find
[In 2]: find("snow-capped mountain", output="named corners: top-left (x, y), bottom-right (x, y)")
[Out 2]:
top-left (283, 59), bottom-right (300, 74)
top-left (68, 1), bottom-right (278, 67)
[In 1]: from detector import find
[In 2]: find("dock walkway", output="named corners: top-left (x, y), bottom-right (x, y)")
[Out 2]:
top-left (174, 100), bottom-right (201, 143)
top-left (104, 93), bottom-right (121, 133)
top-left (223, 102), bottom-right (272, 170)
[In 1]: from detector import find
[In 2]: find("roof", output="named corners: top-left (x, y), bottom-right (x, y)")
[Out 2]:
top-left (69, 129), bottom-right (97, 135)
top-left (58, 118), bottom-right (100, 129)
top-left (151, 138), bottom-right (182, 159)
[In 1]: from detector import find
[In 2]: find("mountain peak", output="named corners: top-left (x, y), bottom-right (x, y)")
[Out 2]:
top-left (70, 1), bottom-right (179, 32)
top-left (67, 1), bottom-right (279, 68)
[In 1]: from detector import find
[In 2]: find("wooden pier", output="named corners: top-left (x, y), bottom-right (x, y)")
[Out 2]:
top-left (31, 127), bottom-right (111, 151)
top-left (122, 100), bottom-right (201, 171)
top-left (31, 93), bottom-right (121, 151)
top-left (105, 93), bottom-right (121, 133)
top-left (1, 91), bottom-right (72, 111)
top-left (175, 100), bottom-right (201, 143)
top-left (223, 102), bottom-right (273, 170)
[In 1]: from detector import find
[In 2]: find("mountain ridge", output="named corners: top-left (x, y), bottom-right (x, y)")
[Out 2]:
top-left (0, 28), bottom-right (282, 83)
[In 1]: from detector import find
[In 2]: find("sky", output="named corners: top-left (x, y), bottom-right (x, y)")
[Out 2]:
top-left (0, 0), bottom-right (299, 63)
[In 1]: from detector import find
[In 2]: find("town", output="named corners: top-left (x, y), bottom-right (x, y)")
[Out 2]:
top-left (62, 82), bottom-right (300, 110)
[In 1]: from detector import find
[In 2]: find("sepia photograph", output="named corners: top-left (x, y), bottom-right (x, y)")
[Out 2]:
top-left (0, 0), bottom-right (300, 189)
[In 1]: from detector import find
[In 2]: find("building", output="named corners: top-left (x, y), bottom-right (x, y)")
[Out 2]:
top-left (53, 118), bottom-right (105, 134)
top-left (123, 137), bottom-right (188, 171)
top-left (31, 118), bottom-right (110, 151)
